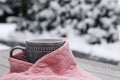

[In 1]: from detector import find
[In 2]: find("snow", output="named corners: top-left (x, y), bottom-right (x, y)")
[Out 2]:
top-left (36, 9), bottom-right (54, 19)
top-left (88, 27), bottom-right (108, 39)
top-left (0, 23), bottom-right (17, 40)
top-left (0, 0), bottom-right (7, 3)
top-left (0, 43), bottom-right (10, 50)
top-left (50, 1), bottom-right (61, 12)
top-left (68, 36), bottom-right (92, 54)
top-left (68, 35), bottom-right (120, 61)
top-left (91, 42), bottom-right (120, 61)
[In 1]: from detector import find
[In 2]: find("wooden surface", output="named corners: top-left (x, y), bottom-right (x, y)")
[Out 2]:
top-left (0, 50), bottom-right (120, 80)
top-left (0, 50), bottom-right (9, 76)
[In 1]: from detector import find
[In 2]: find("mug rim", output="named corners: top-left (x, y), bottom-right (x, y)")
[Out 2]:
top-left (26, 39), bottom-right (64, 44)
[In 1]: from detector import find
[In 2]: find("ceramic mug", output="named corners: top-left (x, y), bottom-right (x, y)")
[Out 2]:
top-left (10, 39), bottom-right (64, 63)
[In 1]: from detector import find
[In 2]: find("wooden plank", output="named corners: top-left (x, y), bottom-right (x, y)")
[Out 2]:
top-left (0, 50), bottom-right (10, 76)
top-left (0, 50), bottom-right (10, 67)
top-left (90, 72), bottom-right (120, 80)
top-left (76, 58), bottom-right (120, 80)
top-left (0, 65), bottom-right (9, 77)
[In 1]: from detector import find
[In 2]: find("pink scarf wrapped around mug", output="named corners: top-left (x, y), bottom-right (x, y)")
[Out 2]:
top-left (0, 39), bottom-right (100, 80)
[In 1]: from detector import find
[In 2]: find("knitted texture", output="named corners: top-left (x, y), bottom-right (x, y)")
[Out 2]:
top-left (0, 39), bottom-right (100, 80)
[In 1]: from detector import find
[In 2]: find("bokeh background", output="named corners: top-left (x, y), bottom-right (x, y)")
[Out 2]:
top-left (0, 0), bottom-right (120, 65)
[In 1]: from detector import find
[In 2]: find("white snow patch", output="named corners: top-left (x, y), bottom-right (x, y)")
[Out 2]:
top-left (68, 36), bottom-right (92, 54)
top-left (68, 35), bottom-right (120, 61)
top-left (0, 44), bottom-right (10, 50)
top-left (0, 23), bottom-right (17, 39)
top-left (91, 42), bottom-right (120, 61)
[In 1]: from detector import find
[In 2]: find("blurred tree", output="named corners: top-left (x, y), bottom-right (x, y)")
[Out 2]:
top-left (0, 0), bottom-right (13, 22)
top-left (6, 0), bottom-right (120, 44)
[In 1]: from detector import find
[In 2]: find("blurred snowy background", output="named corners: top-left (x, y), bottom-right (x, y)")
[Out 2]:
top-left (0, 0), bottom-right (120, 65)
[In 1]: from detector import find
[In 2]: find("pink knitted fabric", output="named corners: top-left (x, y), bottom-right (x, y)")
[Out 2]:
top-left (0, 39), bottom-right (100, 80)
